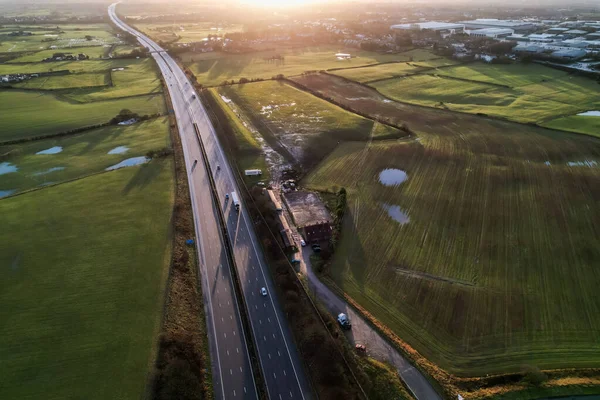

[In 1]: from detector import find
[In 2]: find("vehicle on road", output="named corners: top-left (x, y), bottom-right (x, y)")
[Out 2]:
top-left (337, 313), bottom-right (351, 330)
top-left (231, 191), bottom-right (240, 211)
top-left (260, 287), bottom-right (268, 296)
top-left (311, 243), bottom-right (321, 252)
top-left (192, 94), bottom-right (196, 99)
top-left (217, 165), bottom-right (221, 170)
top-left (290, 258), bottom-right (300, 265)
top-left (300, 239), bottom-right (306, 247)
top-left (355, 344), bottom-right (366, 353)
top-left (225, 193), bottom-right (229, 200)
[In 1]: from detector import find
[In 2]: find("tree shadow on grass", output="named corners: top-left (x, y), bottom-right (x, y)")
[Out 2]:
top-left (121, 159), bottom-right (164, 195)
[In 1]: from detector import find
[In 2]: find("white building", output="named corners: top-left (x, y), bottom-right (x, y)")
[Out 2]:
top-left (459, 19), bottom-right (535, 32)
top-left (467, 28), bottom-right (514, 38)
top-left (390, 21), bottom-right (465, 33)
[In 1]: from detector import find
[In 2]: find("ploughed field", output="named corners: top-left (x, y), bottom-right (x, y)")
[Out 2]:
top-left (296, 73), bottom-right (600, 376)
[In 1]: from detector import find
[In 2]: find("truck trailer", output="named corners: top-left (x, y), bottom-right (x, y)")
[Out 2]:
top-left (231, 191), bottom-right (240, 211)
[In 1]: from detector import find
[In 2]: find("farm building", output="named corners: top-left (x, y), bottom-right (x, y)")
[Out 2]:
top-left (467, 28), bottom-right (514, 38)
top-left (551, 49), bottom-right (587, 60)
top-left (335, 53), bottom-right (351, 60)
top-left (283, 191), bottom-right (333, 244)
top-left (459, 19), bottom-right (535, 32)
top-left (390, 21), bottom-right (465, 33)
top-left (267, 189), bottom-right (283, 211)
top-left (514, 44), bottom-right (545, 53)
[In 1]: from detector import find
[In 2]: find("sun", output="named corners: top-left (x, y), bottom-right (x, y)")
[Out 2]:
top-left (239, 0), bottom-right (313, 7)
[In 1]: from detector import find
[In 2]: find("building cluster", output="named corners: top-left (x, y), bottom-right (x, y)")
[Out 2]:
top-left (1, 73), bottom-right (39, 83)
top-left (43, 52), bottom-right (89, 62)
top-left (391, 18), bottom-right (600, 61)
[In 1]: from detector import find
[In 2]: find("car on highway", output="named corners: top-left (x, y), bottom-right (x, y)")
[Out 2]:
top-left (260, 287), bottom-right (268, 296)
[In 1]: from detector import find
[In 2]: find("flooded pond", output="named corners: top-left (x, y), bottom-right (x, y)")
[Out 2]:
top-left (379, 169), bottom-right (408, 186)
top-left (577, 111), bottom-right (600, 117)
top-left (36, 146), bottom-right (63, 155)
top-left (0, 189), bottom-right (16, 198)
top-left (0, 162), bottom-right (18, 175)
top-left (108, 146), bottom-right (129, 155)
top-left (382, 203), bottom-right (410, 225)
top-left (33, 166), bottom-right (65, 176)
top-left (105, 157), bottom-right (149, 171)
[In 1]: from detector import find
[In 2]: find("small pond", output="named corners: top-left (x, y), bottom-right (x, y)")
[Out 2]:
top-left (105, 157), bottom-right (149, 171)
top-left (0, 162), bottom-right (18, 175)
top-left (379, 169), bottom-right (408, 186)
top-left (568, 160), bottom-right (598, 167)
top-left (108, 146), bottom-right (129, 155)
top-left (36, 146), bottom-right (63, 155)
top-left (577, 111), bottom-right (600, 117)
top-left (381, 203), bottom-right (410, 225)
top-left (0, 189), bottom-right (16, 198)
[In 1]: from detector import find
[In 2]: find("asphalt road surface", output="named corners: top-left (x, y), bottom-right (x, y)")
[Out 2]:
top-left (109, 5), bottom-right (311, 400)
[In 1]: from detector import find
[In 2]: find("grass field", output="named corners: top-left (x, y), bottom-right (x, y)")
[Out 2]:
top-left (0, 160), bottom-right (174, 399)
top-left (544, 114), bottom-right (600, 138)
top-left (60, 59), bottom-right (163, 102)
top-left (369, 62), bottom-right (600, 128)
top-left (14, 72), bottom-right (109, 90)
top-left (332, 62), bottom-right (427, 83)
top-left (217, 80), bottom-right (403, 167)
top-left (0, 90), bottom-right (165, 142)
top-left (0, 58), bottom-right (137, 75)
top-left (139, 22), bottom-right (243, 43)
top-left (297, 73), bottom-right (600, 376)
top-left (7, 45), bottom-right (109, 63)
top-left (183, 46), bottom-right (424, 86)
top-left (0, 117), bottom-right (170, 194)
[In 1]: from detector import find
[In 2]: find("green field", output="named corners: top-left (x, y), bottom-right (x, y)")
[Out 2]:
top-left (0, 160), bottom-right (174, 399)
top-left (139, 22), bottom-right (243, 43)
top-left (296, 72), bottom-right (600, 376)
top-left (184, 46), bottom-right (423, 86)
top-left (370, 62), bottom-right (600, 128)
top-left (0, 90), bottom-right (165, 142)
top-left (60, 59), bottom-right (163, 102)
top-left (218, 80), bottom-right (403, 167)
top-left (14, 72), bottom-right (109, 90)
top-left (333, 62), bottom-right (426, 83)
top-left (0, 117), bottom-right (170, 194)
top-left (0, 58), bottom-right (138, 75)
top-left (373, 74), bottom-right (518, 107)
top-left (7, 45), bottom-right (109, 63)
top-left (544, 114), bottom-right (600, 138)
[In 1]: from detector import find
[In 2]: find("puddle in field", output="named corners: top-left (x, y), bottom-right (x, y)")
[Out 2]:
top-left (33, 167), bottom-right (65, 176)
top-left (105, 157), bottom-right (149, 171)
top-left (568, 160), bottom-right (598, 167)
top-left (36, 146), bottom-right (63, 155)
top-left (577, 110), bottom-right (600, 117)
top-left (108, 146), bottom-right (129, 155)
top-left (381, 203), bottom-right (410, 225)
top-left (379, 169), bottom-right (408, 186)
top-left (0, 189), bottom-right (16, 198)
top-left (0, 162), bottom-right (18, 175)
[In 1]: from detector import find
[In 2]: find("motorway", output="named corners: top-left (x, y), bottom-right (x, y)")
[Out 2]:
top-left (108, 5), bottom-right (311, 400)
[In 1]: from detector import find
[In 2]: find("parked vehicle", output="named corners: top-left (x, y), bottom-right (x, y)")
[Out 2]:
top-left (300, 239), bottom-right (306, 247)
top-left (244, 169), bottom-right (262, 176)
top-left (311, 243), bottom-right (321, 252)
top-left (355, 344), bottom-right (366, 352)
top-left (337, 313), bottom-right (351, 330)
top-left (231, 191), bottom-right (240, 211)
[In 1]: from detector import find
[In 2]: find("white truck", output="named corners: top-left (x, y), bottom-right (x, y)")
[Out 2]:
top-left (231, 191), bottom-right (240, 211)
top-left (244, 169), bottom-right (262, 176)
top-left (337, 313), bottom-right (351, 330)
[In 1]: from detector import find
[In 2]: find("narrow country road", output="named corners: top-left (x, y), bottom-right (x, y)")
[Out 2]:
top-left (296, 247), bottom-right (442, 400)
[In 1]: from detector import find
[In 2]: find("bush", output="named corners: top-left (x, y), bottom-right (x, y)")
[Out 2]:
top-left (146, 147), bottom-right (173, 159)
top-left (521, 365), bottom-right (548, 386)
